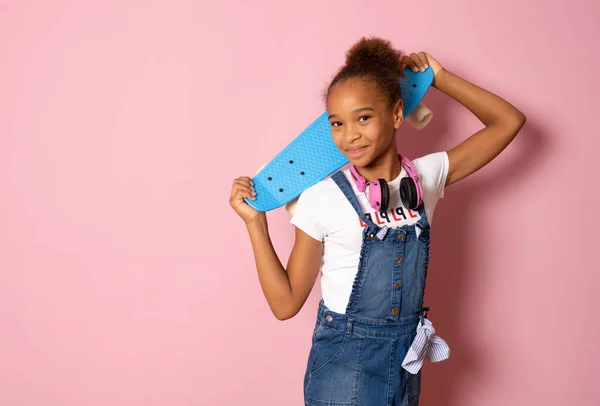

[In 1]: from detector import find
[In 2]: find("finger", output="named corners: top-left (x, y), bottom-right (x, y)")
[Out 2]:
top-left (409, 53), bottom-right (426, 72)
top-left (233, 178), bottom-right (253, 188)
top-left (234, 188), bottom-right (256, 201)
top-left (231, 182), bottom-right (255, 198)
top-left (402, 55), bottom-right (419, 72)
top-left (232, 179), bottom-right (254, 188)
top-left (235, 184), bottom-right (255, 197)
top-left (399, 55), bottom-right (410, 68)
top-left (234, 176), bottom-right (253, 186)
top-left (417, 52), bottom-right (429, 70)
top-left (399, 56), bottom-right (412, 76)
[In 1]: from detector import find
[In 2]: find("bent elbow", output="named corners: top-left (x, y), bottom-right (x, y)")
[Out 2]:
top-left (272, 305), bottom-right (300, 321)
top-left (274, 312), bottom-right (293, 321)
top-left (503, 110), bottom-right (526, 136)
top-left (517, 111), bottom-right (527, 127)
top-left (511, 109), bottom-right (526, 129)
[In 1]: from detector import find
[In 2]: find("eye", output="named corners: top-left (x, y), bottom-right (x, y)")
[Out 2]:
top-left (330, 121), bottom-right (343, 128)
top-left (358, 115), bottom-right (371, 122)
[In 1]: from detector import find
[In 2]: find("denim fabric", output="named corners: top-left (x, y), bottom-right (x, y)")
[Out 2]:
top-left (303, 170), bottom-right (431, 406)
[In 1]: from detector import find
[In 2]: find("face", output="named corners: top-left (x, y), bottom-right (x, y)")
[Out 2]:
top-left (327, 78), bottom-right (404, 167)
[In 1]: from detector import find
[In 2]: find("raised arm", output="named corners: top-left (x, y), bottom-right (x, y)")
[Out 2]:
top-left (230, 177), bottom-right (322, 320)
top-left (246, 218), bottom-right (322, 320)
top-left (402, 52), bottom-right (526, 186)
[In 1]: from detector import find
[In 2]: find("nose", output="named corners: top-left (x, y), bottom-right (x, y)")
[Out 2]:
top-left (343, 123), bottom-right (360, 143)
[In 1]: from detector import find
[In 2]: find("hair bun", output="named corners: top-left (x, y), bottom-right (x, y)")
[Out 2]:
top-left (345, 37), bottom-right (404, 74)
top-left (325, 36), bottom-right (405, 107)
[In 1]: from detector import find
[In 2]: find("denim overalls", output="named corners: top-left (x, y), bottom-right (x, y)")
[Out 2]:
top-left (303, 170), bottom-right (432, 406)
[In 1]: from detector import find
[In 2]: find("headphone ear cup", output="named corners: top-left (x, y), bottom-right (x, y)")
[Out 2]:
top-left (365, 179), bottom-right (389, 211)
top-left (379, 179), bottom-right (390, 211)
top-left (400, 178), bottom-right (418, 210)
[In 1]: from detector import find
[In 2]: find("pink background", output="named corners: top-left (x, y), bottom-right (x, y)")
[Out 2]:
top-left (1, 0), bottom-right (599, 405)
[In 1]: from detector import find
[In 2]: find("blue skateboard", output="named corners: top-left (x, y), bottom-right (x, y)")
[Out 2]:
top-left (245, 67), bottom-right (435, 212)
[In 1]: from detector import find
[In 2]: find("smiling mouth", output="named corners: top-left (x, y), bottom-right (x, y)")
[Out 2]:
top-left (347, 146), bottom-right (368, 155)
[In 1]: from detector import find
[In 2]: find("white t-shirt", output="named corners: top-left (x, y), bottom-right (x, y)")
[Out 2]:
top-left (290, 152), bottom-right (449, 314)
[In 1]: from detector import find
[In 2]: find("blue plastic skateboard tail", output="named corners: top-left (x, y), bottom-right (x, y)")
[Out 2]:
top-left (244, 67), bottom-right (434, 212)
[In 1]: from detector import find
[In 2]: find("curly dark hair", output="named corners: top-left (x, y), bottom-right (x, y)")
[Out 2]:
top-left (326, 37), bottom-right (405, 109)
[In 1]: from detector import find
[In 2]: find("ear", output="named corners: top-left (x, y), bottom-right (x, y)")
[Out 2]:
top-left (392, 99), bottom-right (404, 129)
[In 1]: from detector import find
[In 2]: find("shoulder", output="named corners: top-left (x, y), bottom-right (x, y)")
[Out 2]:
top-left (412, 151), bottom-right (449, 200)
top-left (292, 175), bottom-right (341, 215)
top-left (298, 173), bottom-right (343, 200)
top-left (292, 171), bottom-right (350, 215)
top-left (412, 151), bottom-right (449, 174)
top-left (289, 174), bottom-right (342, 241)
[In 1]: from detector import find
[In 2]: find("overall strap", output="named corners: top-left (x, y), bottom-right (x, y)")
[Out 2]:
top-left (415, 198), bottom-right (430, 229)
top-left (331, 171), bottom-right (377, 229)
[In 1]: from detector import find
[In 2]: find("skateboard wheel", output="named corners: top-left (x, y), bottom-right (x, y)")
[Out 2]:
top-left (285, 197), bottom-right (298, 216)
top-left (255, 163), bottom-right (268, 176)
top-left (406, 103), bottom-right (433, 130)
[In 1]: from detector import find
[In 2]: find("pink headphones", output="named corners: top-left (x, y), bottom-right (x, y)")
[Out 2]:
top-left (349, 154), bottom-right (423, 211)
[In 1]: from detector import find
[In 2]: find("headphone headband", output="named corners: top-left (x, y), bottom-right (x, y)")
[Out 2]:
top-left (348, 154), bottom-right (423, 210)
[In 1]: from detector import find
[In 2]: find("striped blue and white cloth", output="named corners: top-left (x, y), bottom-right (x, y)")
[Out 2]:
top-left (401, 318), bottom-right (450, 374)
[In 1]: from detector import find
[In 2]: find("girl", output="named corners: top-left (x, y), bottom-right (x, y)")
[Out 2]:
top-left (229, 37), bottom-right (525, 406)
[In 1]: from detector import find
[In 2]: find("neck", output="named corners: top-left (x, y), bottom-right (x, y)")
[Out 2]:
top-left (355, 148), bottom-right (402, 182)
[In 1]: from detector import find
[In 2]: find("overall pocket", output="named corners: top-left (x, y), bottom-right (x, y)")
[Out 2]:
top-left (305, 323), bottom-right (362, 405)
top-left (309, 323), bottom-right (350, 377)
